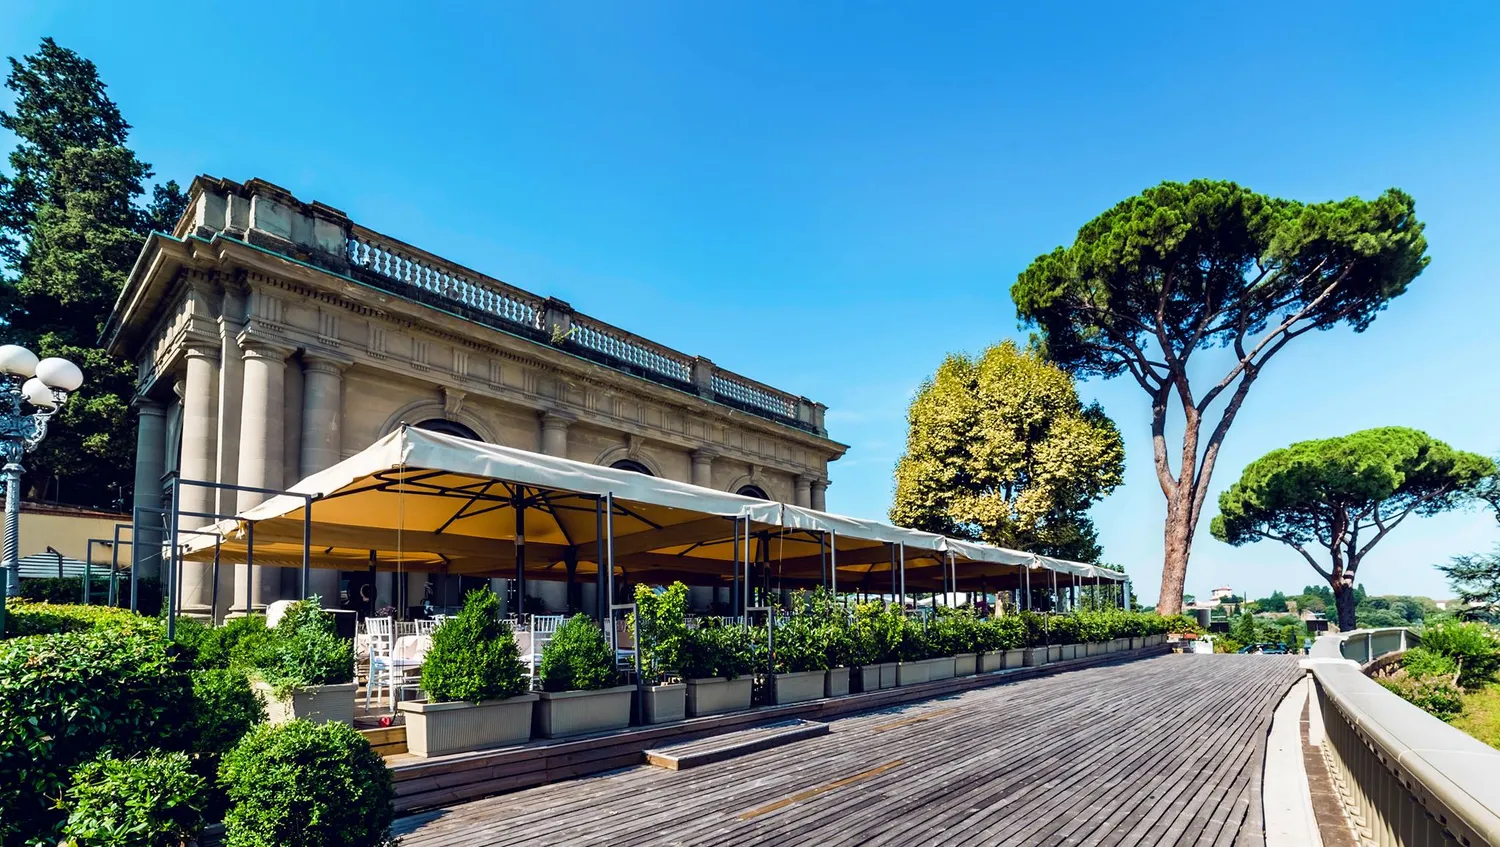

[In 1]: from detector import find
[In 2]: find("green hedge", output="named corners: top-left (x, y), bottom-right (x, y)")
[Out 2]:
top-left (218, 721), bottom-right (396, 847)
top-left (0, 627), bottom-right (192, 843)
top-left (59, 750), bottom-right (207, 847)
top-left (3, 600), bottom-right (162, 639)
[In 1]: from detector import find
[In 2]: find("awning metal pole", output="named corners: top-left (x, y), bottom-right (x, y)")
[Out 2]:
top-left (167, 476), bottom-right (180, 639)
top-left (594, 496), bottom-right (606, 623)
top-left (604, 492), bottom-right (614, 635)
top-left (210, 540), bottom-right (221, 625)
top-left (741, 517), bottom-right (750, 621)
top-left (301, 495), bottom-right (313, 601)
top-left (245, 522), bottom-right (255, 616)
top-left (830, 530), bottom-right (837, 599)
top-left (898, 543), bottom-right (906, 610)
top-left (515, 493), bottom-right (527, 618)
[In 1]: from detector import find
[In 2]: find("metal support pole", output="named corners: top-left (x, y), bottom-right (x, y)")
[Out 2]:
top-left (604, 492), bottom-right (615, 639)
top-left (1024, 565), bottom-right (1032, 612)
top-left (210, 540), bottom-right (222, 625)
top-left (109, 530), bottom-right (121, 607)
top-left (889, 543), bottom-right (897, 602)
top-left (830, 530), bottom-right (837, 599)
top-left (898, 543), bottom-right (906, 610)
top-left (167, 476), bottom-right (181, 639)
top-left (244, 522), bottom-right (255, 616)
top-left (741, 517), bottom-right (751, 620)
top-left (594, 496), bottom-right (606, 623)
top-left (301, 495), bottom-right (313, 601)
top-left (515, 497), bottom-right (527, 617)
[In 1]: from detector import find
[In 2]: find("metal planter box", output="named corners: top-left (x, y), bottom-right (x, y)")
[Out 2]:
top-left (534, 685), bottom-right (635, 739)
top-left (774, 670), bottom-right (827, 705)
top-left (398, 693), bottom-right (537, 757)
top-left (642, 683), bottom-right (685, 724)
top-left (685, 676), bottom-right (753, 717)
top-left (254, 681), bottom-right (357, 727)
top-left (825, 667), bottom-right (851, 698)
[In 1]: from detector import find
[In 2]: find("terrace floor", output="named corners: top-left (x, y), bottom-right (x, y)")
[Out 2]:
top-left (394, 654), bottom-right (1304, 846)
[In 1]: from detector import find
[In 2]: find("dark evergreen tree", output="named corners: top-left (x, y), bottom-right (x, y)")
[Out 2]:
top-left (0, 38), bottom-right (186, 507)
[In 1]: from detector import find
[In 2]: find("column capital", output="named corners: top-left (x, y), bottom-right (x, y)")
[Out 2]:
top-left (238, 333), bottom-right (295, 361)
top-left (184, 342), bottom-right (221, 363)
top-left (132, 396), bottom-right (167, 416)
top-left (539, 409), bottom-right (576, 431)
top-left (302, 349), bottom-right (353, 376)
top-left (690, 446), bottom-right (720, 462)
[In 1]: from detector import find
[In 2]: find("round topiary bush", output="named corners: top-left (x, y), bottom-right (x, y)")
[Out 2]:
top-left (219, 720), bottom-right (396, 847)
top-left (59, 750), bottom-right (207, 847)
top-left (421, 588), bottom-right (527, 702)
top-left (188, 667), bottom-right (266, 756)
top-left (539, 615), bottom-right (618, 691)
top-left (0, 628), bottom-right (191, 843)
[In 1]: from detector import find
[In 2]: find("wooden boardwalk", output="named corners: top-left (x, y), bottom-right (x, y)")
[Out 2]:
top-left (394, 654), bottom-right (1303, 846)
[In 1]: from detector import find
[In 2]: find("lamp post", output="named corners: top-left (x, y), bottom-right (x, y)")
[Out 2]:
top-left (0, 344), bottom-right (83, 633)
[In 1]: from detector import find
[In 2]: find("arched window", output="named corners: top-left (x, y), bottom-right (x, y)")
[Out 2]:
top-left (415, 419), bottom-right (480, 440)
top-left (610, 459), bottom-right (654, 476)
top-left (736, 485), bottom-right (769, 500)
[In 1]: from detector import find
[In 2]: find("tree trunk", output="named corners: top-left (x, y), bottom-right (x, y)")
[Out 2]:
top-left (1333, 584), bottom-right (1358, 632)
top-left (1156, 488), bottom-right (1194, 615)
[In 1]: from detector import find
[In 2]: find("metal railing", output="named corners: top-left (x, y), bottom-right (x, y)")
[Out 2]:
top-left (1310, 660), bottom-right (1500, 846)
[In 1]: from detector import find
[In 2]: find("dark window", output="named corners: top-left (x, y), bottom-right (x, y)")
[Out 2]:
top-left (736, 485), bottom-right (769, 500)
top-left (415, 419), bottom-right (480, 440)
top-left (610, 459), bottom-right (654, 476)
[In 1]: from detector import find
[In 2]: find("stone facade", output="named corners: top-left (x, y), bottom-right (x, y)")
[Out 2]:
top-left (105, 176), bottom-right (846, 617)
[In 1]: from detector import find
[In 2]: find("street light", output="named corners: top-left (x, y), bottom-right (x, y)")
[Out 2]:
top-left (0, 343), bottom-right (82, 631)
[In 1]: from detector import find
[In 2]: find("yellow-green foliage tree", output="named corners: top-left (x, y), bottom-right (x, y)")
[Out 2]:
top-left (890, 340), bottom-right (1125, 561)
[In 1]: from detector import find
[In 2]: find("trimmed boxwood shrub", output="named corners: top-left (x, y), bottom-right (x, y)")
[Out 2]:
top-left (59, 750), bottom-right (207, 847)
top-left (420, 588), bottom-right (527, 703)
top-left (3, 600), bottom-right (160, 638)
top-left (539, 614), bottom-right (618, 692)
top-left (680, 617), bottom-right (756, 679)
top-left (18, 577), bottom-right (111, 605)
top-left (219, 720), bottom-right (396, 847)
top-left (188, 668), bottom-right (266, 756)
top-left (0, 628), bottom-right (191, 843)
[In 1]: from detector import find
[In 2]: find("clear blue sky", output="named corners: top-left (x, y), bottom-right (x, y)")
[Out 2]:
top-left (6, 2), bottom-right (1498, 604)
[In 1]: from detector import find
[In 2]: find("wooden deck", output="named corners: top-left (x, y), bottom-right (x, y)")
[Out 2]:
top-left (394, 654), bottom-right (1303, 846)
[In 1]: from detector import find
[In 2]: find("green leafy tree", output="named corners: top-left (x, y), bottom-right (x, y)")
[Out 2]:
top-left (1211, 427), bottom-right (1493, 630)
top-left (1439, 546), bottom-right (1500, 623)
top-left (890, 339), bottom-right (1125, 561)
top-left (1014, 180), bottom-right (1430, 613)
top-left (0, 38), bottom-right (186, 506)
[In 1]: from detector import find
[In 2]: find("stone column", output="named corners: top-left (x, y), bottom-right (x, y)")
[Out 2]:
top-left (177, 344), bottom-right (220, 616)
top-left (690, 448), bottom-right (716, 489)
top-left (213, 285), bottom-right (247, 619)
top-left (811, 478), bottom-right (828, 512)
top-left (301, 353), bottom-right (349, 604)
top-left (539, 411), bottom-right (572, 458)
top-left (234, 339), bottom-right (290, 610)
top-left (793, 474), bottom-right (812, 508)
top-left (131, 400), bottom-right (167, 584)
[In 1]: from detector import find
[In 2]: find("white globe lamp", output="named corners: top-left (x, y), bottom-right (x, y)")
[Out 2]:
top-left (35, 357), bottom-right (83, 392)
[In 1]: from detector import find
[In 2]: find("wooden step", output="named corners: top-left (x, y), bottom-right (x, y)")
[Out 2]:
top-left (644, 719), bottom-right (829, 770)
top-left (362, 724), bottom-right (408, 757)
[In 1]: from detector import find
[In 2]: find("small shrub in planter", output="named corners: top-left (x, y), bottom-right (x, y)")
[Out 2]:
top-left (219, 720), bottom-right (396, 847)
top-left (421, 589), bottom-right (528, 702)
top-left (535, 616), bottom-right (632, 736)
top-left (632, 581), bottom-right (690, 680)
top-left (0, 628), bottom-right (192, 843)
top-left (60, 750), bottom-right (207, 847)
top-left (540, 615), bottom-right (619, 692)
top-left (680, 618), bottom-right (756, 717)
top-left (234, 599), bottom-right (353, 701)
top-left (404, 589), bottom-right (533, 755)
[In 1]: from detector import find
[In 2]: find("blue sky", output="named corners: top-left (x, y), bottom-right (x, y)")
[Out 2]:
top-left (6, 2), bottom-right (1498, 604)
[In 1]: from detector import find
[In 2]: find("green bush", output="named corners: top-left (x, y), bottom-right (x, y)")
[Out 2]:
top-left (1401, 647), bottom-right (1459, 680)
top-left (929, 607), bottom-right (982, 655)
top-left (59, 751), bottom-right (207, 847)
top-left (849, 602), bottom-right (903, 666)
top-left (219, 720), bottom-right (396, 847)
top-left (632, 582), bottom-right (689, 681)
top-left (680, 617), bottom-right (756, 679)
top-left (0, 629), bottom-right (191, 844)
top-left (539, 614), bottom-right (618, 692)
top-left (188, 668), bottom-right (266, 757)
top-left (176, 614), bottom-right (268, 671)
top-left (772, 615), bottom-right (827, 673)
top-left (1378, 670), bottom-right (1465, 721)
top-left (18, 577), bottom-right (112, 605)
top-left (897, 615), bottom-right (934, 661)
top-left (420, 588), bottom-right (527, 703)
top-left (3, 601), bottom-right (160, 638)
top-left (1048, 614), bottom-right (1080, 645)
top-left (230, 601), bottom-right (353, 697)
top-left (1418, 619), bottom-right (1500, 689)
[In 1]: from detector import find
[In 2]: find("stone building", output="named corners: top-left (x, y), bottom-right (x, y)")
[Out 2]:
top-left (103, 176), bottom-right (846, 618)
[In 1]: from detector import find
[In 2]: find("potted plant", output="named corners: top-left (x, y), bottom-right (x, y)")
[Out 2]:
top-left (821, 617), bottom-right (854, 698)
top-left (1021, 612), bottom-right (1049, 667)
top-left (238, 598), bottom-right (357, 726)
top-left (771, 615), bottom-right (828, 705)
top-left (398, 589), bottom-right (533, 757)
top-left (632, 583), bottom-right (690, 724)
top-left (896, 615), bottom-right (939, 685)
top-left (533, 615), bottom-right (634, 738)
top-left (976, 616), bottom-right (1005, 672)
top-left (935, 608), bottom-right (980, 676)
top-left (681, 618), bottom-right (755, 717)
top-left (1052, 615), bottom-right (1080, 661)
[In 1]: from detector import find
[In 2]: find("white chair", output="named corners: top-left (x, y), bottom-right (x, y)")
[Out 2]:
top-left (524, 615), bottom-right (565, 688)
top-left (364, 616), bottom-right (395, 712)
top-left (413, 618), bottom-right (438, 636)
